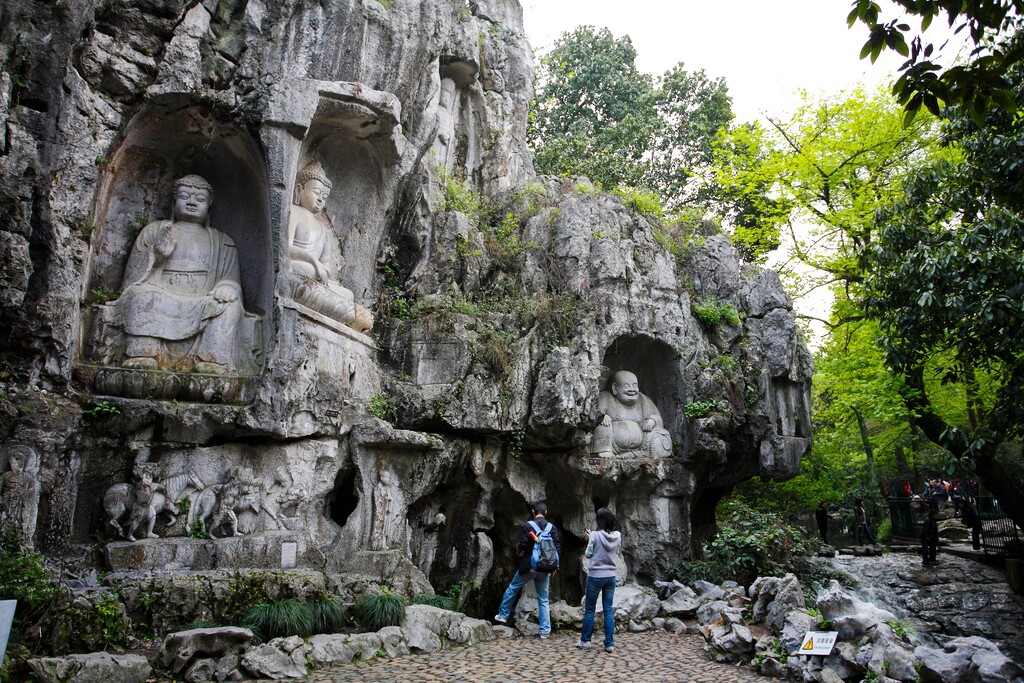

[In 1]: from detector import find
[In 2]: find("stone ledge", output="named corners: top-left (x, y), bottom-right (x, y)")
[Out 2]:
top-left (105, 531), bottom-right (310, 571)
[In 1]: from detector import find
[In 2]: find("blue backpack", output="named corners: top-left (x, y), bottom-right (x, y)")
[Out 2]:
top-left (528, 520), bottom-right (559, 573)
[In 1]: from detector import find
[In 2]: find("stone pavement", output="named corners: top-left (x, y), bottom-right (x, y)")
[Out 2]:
top-left (307, 629), bottom-right (766, 682)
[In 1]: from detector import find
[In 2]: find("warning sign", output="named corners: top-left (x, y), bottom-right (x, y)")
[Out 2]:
top-left (795, 631), bottom-right (838, 656)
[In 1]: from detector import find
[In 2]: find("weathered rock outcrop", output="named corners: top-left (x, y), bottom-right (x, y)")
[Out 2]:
top-left (0, 0), bottom-right (811, 622)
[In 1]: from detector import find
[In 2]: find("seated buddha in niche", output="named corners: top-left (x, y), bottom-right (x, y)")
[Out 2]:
top-left (590, 370), bottom-right (673, 458)
top-left (287, 161), bottom-right (373, 334)
top-left (100, 174), bottom-right (261, 375)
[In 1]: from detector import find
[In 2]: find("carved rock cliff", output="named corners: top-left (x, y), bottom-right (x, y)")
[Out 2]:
top-left (0, 0), bottom-right (811, 606)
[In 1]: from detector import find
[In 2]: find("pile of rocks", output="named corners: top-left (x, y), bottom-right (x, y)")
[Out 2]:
top-left (26, 605), bottom-right (493, 682)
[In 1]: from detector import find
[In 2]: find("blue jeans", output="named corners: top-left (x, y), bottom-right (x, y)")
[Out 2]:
top-left (497, 570), bottom-right (551, 635)
top-left (857, 521), bottom-right (875, 545)
top-left (580, 575), bottom-right (616, 647)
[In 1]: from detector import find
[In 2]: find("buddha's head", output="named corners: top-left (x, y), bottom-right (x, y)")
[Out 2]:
top-left (611, 370), bottom-right (640, 406)
top-left (295, 161), bottom-right (333, 213)
top-left (173, 175), bottom-right (214, 224)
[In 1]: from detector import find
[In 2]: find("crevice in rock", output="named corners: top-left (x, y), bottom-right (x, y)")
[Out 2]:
top-left (326, 467), bottom-right (358, 528)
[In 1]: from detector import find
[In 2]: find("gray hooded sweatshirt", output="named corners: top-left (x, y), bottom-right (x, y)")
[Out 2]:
top-left (585, 529), bottom-right (622, 578)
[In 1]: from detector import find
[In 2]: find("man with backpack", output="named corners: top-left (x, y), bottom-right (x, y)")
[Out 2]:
top-left (494, 500), bottom-right (560, 638)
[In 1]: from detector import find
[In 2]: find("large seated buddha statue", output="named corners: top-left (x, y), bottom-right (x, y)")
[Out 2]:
top-left (590, 370), bottom-right (673, 458)
top-left (287, 161), bottom-right (372, 334)
top-left (97, 174), bottom-right (261, 376)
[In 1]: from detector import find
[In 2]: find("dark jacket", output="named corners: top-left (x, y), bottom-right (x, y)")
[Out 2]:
top-left (961, 503), bottom-right (981, 529)
top-left (921, 516), bottom-right (939, 545)
top-left (515, 516), bottom-right (560, 574)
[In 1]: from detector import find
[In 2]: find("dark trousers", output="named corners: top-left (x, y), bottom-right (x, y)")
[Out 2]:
top-left (921, 540), bottom-right (937, 564)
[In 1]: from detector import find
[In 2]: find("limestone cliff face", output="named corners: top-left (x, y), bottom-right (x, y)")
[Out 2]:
top-left (0, 0), bottom-right (810, 598)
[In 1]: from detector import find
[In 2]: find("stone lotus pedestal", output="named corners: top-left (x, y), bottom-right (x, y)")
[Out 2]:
top-left (77, 364), bottom-right (260, 404)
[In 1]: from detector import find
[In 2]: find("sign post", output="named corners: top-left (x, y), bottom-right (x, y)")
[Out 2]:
top-left (796, 630), bottom-right (839, 656)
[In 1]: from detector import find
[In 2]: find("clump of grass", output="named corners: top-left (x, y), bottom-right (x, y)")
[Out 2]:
top-left (242, 599), bottom-right (314, 641)
top-left (309, 597), bottom-right (347, 634)
top-left (356, 587), bottom-right (406, 632)
top-left (411, 594), bottom-right (457, 611)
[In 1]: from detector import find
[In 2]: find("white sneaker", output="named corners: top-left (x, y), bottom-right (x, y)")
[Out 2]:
top-left (575, 640), bottom-right (592, 649)
top-left (605, 646), bottom-right (614, 653)
top-left (539, 633), bottom-right (550, 639)
top-left (493, 614), bottom-right (507, 624)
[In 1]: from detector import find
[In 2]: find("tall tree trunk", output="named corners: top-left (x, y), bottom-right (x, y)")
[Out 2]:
top-left (852, 406), bottom-right (877, 491)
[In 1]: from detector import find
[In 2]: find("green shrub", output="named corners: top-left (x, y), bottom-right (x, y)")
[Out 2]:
top-left (612, 186), bottom-right (664, 219)
top-left (669, 501), bottom-right (817, 588)
top-left (368, 394), bottom-right (397, 422)
top-left (411, 593), bottom-right (457, 611)
top-left (438, 165), bottom-right (485, 224)
top-left (242, 599), bottom-right (315, 641)
top-left (356, 587), bottom-right (406, 631)
top-left (877, 516), bottom-right (893, 544)
top-left (684, 400), bottom-right (727, 419)
top-left (692, 300), bottom-right (741, 328)
top-left (0, 531), bottom-right (59, 633)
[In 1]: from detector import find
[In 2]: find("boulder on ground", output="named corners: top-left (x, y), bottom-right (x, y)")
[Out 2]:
top-left (240, 642), bottom-right (307, 680)
top-left (915, 636), bottom-right (1024, 683)
top-left (161, 626), bottom-right (253, 674)
top-left (27, 653), bottom-right (151, 683)
top-left (307, 634), bottom-right (356, 667)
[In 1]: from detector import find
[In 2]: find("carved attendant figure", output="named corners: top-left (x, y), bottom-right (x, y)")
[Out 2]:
top-left (109, 175), bottom-right (258, 375)
top-left (590, 370), bottom-right (673, 458)
top-left (288, 161), bottom-right (373, 333)
top-left (1, 446), bottom-right (39, 541)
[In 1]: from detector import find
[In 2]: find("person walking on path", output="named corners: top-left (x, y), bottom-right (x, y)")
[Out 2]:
top-left (577, 507), bottom-right (621, 654)
top-left (494, 501), bottom-right (560, 638)
top-left (955, 497), bottom-right (983, 551)
top-left (920, 507), bottom-right (939, 565)
top-left (815, 501), bottom-right (830, 544)
top-left (855, 498), bottom-right (878, 546)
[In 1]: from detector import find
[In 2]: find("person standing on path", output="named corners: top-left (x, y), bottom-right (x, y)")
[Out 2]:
top-left (854, 498), bottom-right (878, 546)
top-left (955, 497), bottom-right (983, 551)
top-left (494, 501), bottom-right (560, 638)
top-left (815, 501), bottom-right (830, 544)
top-left (920, 507), bottom-right (939, 565)
top-left (577, 507), bottom-right (621, 654)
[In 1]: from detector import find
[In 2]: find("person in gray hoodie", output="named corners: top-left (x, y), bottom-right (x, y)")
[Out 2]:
top-left (576, 507), bottom-right (621, 653)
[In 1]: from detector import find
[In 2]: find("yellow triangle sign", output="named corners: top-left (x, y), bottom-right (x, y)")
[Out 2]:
top-left (802, 638), bottom-right (815, 651)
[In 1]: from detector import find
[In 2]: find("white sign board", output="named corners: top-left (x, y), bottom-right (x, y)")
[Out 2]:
top-left (0, 600), bottom-right (16, 664)
top-left (281, 542), bottom-right (297, 569)
top-left (796, 630), bottom-right (839, 656)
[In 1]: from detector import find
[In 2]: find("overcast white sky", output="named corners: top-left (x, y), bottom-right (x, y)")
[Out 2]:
top-left (520, 0), bottom-right (944, 124)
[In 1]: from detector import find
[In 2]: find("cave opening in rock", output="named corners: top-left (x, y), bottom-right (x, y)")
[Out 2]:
top-left (326, 468), bottom-right (359, 528)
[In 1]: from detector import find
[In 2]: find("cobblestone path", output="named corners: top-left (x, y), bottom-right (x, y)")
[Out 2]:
top-left (307, 629), bottom-right (766, 682)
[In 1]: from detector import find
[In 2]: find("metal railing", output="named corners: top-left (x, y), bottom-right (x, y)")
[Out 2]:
top-left (888, 496), bottom-right (1022, 557)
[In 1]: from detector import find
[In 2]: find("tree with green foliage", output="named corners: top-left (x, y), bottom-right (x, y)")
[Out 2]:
top-left (848, 0), bottom-right (1024, 123)
top-left (862, 57), bottom-right (1024, 529)
top-left (813, 317), bottom-right (912, 491)
top-left (529, 26), bottom-right (732, 210)
top-left (714, 86), bottom-right (940, 280)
